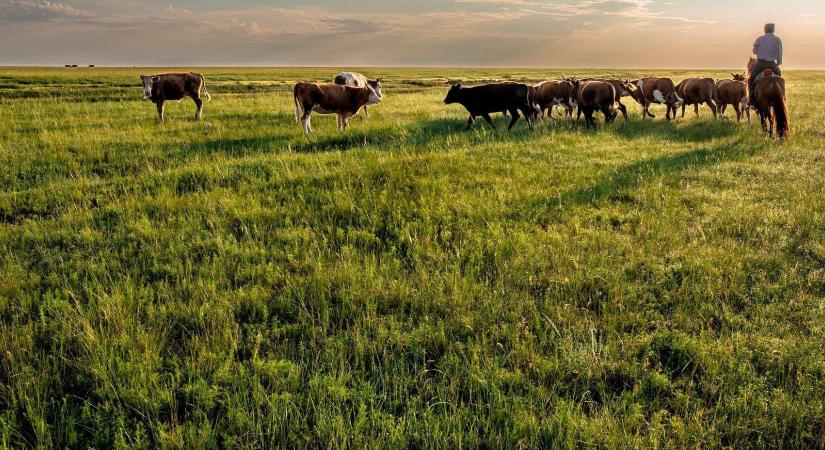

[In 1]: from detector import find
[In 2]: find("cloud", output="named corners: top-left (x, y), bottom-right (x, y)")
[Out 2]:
top-left (451, 0), bottom-right (714, 24)
top-left (0, 0), bottom-right (91, 20)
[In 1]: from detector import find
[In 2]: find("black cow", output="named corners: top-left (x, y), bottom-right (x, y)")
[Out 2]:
top-left (443, 82), bottom-right (534, 130)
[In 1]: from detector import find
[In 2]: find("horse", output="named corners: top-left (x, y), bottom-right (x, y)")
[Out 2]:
top-left (747, 57), bottom-right (790, 139)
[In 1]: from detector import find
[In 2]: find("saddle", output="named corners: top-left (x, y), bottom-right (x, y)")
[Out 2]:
top-left (753, 69), bottom-right (776, 83)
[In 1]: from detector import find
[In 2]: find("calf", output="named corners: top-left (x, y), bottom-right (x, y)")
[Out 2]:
top-left (293, 82), bottom-right (381, 135)
top-left (675, 78), bottom-right (719, 118)
top-left (716, 73), bottom-right (750, 123)
top-left (443, 82), bottom-right (534, 131)
top-left (529, 80), bottom-right (576, 120)
top-left (626, 77), bottom-right (680, 120)
top-left (334, 72), bottom-right (383, 117)
top-left (140, 72), bottom-right (211, 123)
top-left (577, 78), bottom-right (631, 121)
top-left (572, 80), bottom-right (617, 127)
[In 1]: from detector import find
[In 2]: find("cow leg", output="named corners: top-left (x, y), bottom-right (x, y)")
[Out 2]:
top-left (481, 113), bottom-right (495, 129)
top-left (618, 103), bottom-right (628, 121)
top-left (707, 101), bottom-right (717, 119)
top-left (520, 106), bottom-right (534, 130)
top-left (746, 106), bottom-right (751, 124)
top-left (584, 107), bottom-right (595, 128)
top-left (507, 109), bottom-right (520, 130)
top-left (599, 104), bottom-right (612, 124)
top-left (301, 112), bottom-right (312, 135)
top-left (466, 115), bottom-right (475, 130)
top-left (681, 103), bottom-right (686, 118)
top-left (193, 96), bottom-right (203, 120)
top-left (156, 101), bottom-right (165, 123)
top-left (694, 103), bottom-right (700, 116)
top-left (363, 106), bottom-right (369, 118)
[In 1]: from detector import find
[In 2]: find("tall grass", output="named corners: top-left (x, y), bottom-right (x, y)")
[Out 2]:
top-left (1, 67), bottom-right (824, 448)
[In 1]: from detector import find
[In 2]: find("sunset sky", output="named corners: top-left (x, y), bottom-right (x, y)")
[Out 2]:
top-left (1, 0), bottom-right (823, 68)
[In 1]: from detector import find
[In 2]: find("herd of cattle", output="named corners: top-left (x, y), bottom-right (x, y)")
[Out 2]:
top-left (139, 69), bottom-right (785, 138)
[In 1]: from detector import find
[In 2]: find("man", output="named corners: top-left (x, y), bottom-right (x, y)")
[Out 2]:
top-left (749, 23), bottom-right (783, 106)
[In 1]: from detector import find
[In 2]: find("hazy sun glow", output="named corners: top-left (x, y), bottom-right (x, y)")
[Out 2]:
top-left (1, 0), bottom-right (823, 68)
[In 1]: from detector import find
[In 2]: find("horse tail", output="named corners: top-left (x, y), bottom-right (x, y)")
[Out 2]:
top-left (773, 90), bottom-right (790, 139)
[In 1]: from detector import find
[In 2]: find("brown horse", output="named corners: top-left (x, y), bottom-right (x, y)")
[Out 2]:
top-left (747, 57), bottom-right (790, 139)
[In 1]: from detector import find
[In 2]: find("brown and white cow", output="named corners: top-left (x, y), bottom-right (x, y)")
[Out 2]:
top-left (293, 82), bottom-right (382, 135)
top-left (626, 77), bottom-right (680, 120)
top-left (571, 80), bottom-right (618, 127)
top-left (334, 72), bottom-right (383, 117)
top-left (675, 78), bottom-right (719, 118)
top-left (576, 78), bottom-right (631, 121)
top-left (140, 73), bottom-right (210, 123)
top-left (529, 80), bottom-right (576, 120)
top-left (716, 73), bottom-right (750, 123)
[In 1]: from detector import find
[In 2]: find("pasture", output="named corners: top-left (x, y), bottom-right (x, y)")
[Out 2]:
top-left (1, 67), bottom-right (824, 448)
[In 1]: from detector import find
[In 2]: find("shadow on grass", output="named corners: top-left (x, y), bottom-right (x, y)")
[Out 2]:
top-left (609, 117), bottom-right (740, 142)
top-left (157, 110), bottom-right (744, 161)
top-left (523, 138), bottom-right (767, 223)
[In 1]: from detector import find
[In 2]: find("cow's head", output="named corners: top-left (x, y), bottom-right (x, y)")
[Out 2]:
top-left (139, 75), bottom-right (156, 100)
top-left (368, 78), bottom-right (383, 99)
top-left (732, 73), bottom-right (746, 82)
top-left (366, 85), bottom-right (382, 105)
top-left (444, 83), bottom-right (462, 104)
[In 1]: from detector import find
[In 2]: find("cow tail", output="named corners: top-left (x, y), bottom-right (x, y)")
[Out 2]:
top-left (774, 91), bottom-right (790, 139)
top-left (293, 84), bottom-right (302, 123)
top-left (201, 75), bottom-right (211, 101)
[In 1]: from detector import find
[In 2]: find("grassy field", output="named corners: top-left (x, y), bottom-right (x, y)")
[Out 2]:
top-left (1, 66), bottom-right (824, 449)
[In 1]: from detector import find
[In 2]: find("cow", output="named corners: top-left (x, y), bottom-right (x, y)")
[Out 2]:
top-left (576, 78), bottom-right (631, 121)
top-left (140, 72), bottom-right (211, 123)
top-left (529, 80), bottom-right (577, 120)
top-left (334, 72), bottom-right (383, 117)
top-left (443, 82), bottom-right (534, 131)
top-left (293, 82), bottom-right (382, 135)
top-left (626, 77), bottom-right (680, 120)
top-left (716, 73), bottom-right (750, 123)
top-left (571, 79), bottom-right (618, 127)
top-left (675, 78), bottom-right (720, 118)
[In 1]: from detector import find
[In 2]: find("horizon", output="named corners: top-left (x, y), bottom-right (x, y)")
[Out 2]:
top-left (1, 0), bottom-right (824, 69)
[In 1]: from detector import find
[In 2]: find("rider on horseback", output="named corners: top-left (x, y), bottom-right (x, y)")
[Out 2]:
top-left (748, 23), bottom-right (783, 107)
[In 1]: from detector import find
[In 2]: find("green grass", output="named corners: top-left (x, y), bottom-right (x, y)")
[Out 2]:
top-left (1, 66), bottom-right (824, 449)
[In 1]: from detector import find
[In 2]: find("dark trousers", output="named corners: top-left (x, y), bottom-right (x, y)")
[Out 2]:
top-left (749, 60), bottom-right (781, 101)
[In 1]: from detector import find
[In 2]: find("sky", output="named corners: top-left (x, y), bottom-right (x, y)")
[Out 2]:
top-left (1, 0), bottom-right (823, 68)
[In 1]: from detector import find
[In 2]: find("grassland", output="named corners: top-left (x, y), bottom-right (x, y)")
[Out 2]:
top-left (0, 66), bottom-right (824, 449)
